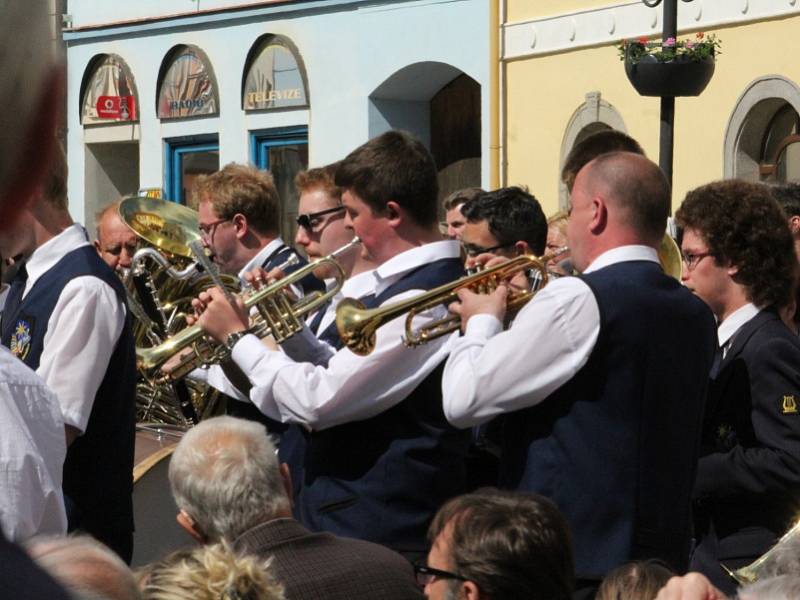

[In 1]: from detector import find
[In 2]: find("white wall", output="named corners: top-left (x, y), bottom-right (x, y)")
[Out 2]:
top-left (65, 0), bottom-right (490, 223)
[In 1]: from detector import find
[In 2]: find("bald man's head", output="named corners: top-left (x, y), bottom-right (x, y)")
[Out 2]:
top-left (579, 152), bottom-right (670, 246)
top-left (94, 201), bottom-right (139, 272)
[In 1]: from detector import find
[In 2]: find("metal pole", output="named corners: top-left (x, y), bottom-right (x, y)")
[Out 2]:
top-left (660, 0), bottom-right (678, 191)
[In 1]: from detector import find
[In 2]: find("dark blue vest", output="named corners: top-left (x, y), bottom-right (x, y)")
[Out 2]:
top-left (299, 257), bottom-right (470, 554)
top-left (500, 261), bottom-right (716, 578)
top-left (1, 245), bottom-right (137, 539)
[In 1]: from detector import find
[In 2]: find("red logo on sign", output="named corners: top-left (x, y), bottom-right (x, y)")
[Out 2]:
top-left (96, 96), bottom-right (136, 120)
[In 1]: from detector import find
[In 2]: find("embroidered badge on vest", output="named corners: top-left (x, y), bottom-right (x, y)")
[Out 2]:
top-left (782, 395), bottom-right (798, 415)
top-left (10, 319), bottom-right (33, 360)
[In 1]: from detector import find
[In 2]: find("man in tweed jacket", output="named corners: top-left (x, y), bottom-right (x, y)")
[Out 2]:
top-left (169, 416), bottom-right (422, 599)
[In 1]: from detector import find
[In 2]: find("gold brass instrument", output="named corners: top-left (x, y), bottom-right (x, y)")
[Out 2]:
top-left (659, 232), bottom-right (683, 281)
top-left (336, 252), bottom-right (557, 357)
top-left (723, 518), bottom-right (800, 585)
top-left (118, 196), bottom-right (238, 426)
top-left (137, 237), bottom-right (361, 382)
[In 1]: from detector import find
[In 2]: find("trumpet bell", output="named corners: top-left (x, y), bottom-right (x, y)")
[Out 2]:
top-left (119, 196), bottom-right (202, 259)
top-left (659, 232), bottom-right (682, 281)
top-left (336, 298), bottom-right (373, 356)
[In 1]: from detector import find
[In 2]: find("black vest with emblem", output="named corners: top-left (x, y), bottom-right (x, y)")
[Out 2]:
top-left (1, 245), bottom-right (136, 540)
top-left (299, 256), bottom-right (470, 555)
top-left (500, 261), bottom-right (716, 578)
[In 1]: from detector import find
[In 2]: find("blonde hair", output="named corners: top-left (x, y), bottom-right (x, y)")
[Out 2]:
top-left (140, 542), bottom-right (284, 600)
top-left (547, 211), bottom-right (569, 237)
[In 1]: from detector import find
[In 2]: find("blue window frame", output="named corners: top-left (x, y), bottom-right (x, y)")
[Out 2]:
top-left (164, 136), bottom-right (219, 204)
top-left (250, 127), bottom-right (308, 241)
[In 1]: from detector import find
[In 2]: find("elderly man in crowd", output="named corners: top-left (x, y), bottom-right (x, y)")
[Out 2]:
top-left (169, 415), bottom-right (423, 599)
top-left (94, 201), bottom-right (139, 273)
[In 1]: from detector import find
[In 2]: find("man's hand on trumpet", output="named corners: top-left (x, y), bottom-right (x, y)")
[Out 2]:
top-left (190, 287), bottom-right (249, 345)
top-left (448, 284), bottom-right (509, 332)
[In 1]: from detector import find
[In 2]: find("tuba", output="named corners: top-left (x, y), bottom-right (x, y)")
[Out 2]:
top-left (118, 196), bottom-right (238, 426)
top-left (336, 251), bottom-right (557, 356)
top-left (137, 237), bottom-right (360, 383)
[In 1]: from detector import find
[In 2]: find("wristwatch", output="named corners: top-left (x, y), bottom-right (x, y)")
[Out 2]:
top-left (224, 330), bottom-right (249, 352)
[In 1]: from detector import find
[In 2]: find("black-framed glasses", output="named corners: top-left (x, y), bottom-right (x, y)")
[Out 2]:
top-left (199, 218), bottom-right (230, 240)
top-left (296, 206), bottom-right (345, 232)
top-left (680, 250), bottom-right (715, 271)
top-left (461, 241), bottom-right (515, 258)
top-left (413, 563), bottom-right (468, 588)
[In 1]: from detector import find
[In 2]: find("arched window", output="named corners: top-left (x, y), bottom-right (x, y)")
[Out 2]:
top-left (157, 45), bottom-right (219, 119)
top-left (759, 103), bottom-right (800, 183)
top-left (242, 35), bottom-right (309, 111)
top-left (80, 54), bottom-right (138, 125)
top-left (723, 76), bottom-right (800, 182)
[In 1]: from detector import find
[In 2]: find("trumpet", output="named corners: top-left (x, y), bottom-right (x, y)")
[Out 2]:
top-left (336, 251), bottom-right (560, 356)
top-left (137, 237), bottom-right (361, 381)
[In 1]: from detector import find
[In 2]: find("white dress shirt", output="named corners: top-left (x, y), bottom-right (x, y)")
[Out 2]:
top-left (23, 224), bottom-right (125, 433)
top-left (718, 302), bottom-right (760, 358)
top-left (442, 245), bottom-right (660, 428)
top-left (238, 237), bottom-right (292, 280)
top-left (280, 269), bottom-right (376, 366)
top-left (229, 240), bottom-right (461, 430)
top-left (0, 346), bottom-right (67, 541)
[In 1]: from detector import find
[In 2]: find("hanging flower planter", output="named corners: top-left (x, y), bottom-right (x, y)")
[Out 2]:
top-left (619, 33), bottom-right (720, 97)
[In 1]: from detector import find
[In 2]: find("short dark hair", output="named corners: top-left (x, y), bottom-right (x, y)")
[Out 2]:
top-left (295, 162), bottom-right (342, 204)
top-left (193, 163), bottom-right (280, 236)
top-left (428, 489), bottom-right (574, 600)
top-left (562, 130), bottom-right (644, 192)
top-left (335, 130), bottom-right (439, 227)
top-left (461, 186), bottom-right (548, 255)
top-left (584, 152), bottom-right (670, 245)
top-left (444, 187), bottom-right (484, 211)
top-left (676, 179), bottom-right (796, 308)
top-left (597, 560), bottom-right (674, 600)
top-left (771, 182), bottom-right (800, 220)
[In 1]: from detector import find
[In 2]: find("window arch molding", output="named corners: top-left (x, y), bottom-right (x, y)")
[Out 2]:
top-left (79, 53), bottom-right (139, 125)
top-left (558, 92), bottom-right (628, 210)
top-left (156, 44), bottom-right (220, 119)
top-left (723, 75), bottom-right (800, 180)
top-left (241, 33), bottom-right (310, 111)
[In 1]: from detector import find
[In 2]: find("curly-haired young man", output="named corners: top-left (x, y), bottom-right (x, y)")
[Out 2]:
top-left (676, 179), bottom-right (800, 595)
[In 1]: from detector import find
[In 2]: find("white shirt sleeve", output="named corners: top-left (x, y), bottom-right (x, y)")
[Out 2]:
top-left (37, 276), bottom-right (125, 433)
top-left (230, 289), bottom-right (455, 431)
top-left (441, 276), bottom-right (601, 428)
top-left (0, 350), bottom-right (67, 541)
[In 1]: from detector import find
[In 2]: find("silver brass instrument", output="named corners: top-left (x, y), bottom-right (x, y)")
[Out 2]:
top-left (137, 237), bottom-right (361, 382)
top-left (723, 518), bottom-right (800, 585)
top-left (336, 252), bottom-right (556, 357)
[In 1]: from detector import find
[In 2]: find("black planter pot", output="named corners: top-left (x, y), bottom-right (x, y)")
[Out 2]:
top-left (625, 52), bottom-right (715, 97)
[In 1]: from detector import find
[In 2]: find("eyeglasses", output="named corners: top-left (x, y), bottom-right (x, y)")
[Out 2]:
top-left (198, 218), bottom-right (230, 240)
top-left (413, 563), bottom-right (468, 588)
top-left (461, 241), bottom-right (515, 258)
top-left (296, 206), bottom-right (345, 232)
top-left (680, 250), bottom-right (715, 271)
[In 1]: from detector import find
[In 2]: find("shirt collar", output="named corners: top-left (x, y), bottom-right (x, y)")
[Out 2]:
top-left (371, 240), bottom-right (461, 295)
top-left (338, 269), bottom-right (376, 299)
top-left (718, 302), bottom-right (761, 348)
top-left (583, 245), bottom-right (659, 274)
top-left (239, 237), bottom-right (285, 281)
top-left (26, 224), bottom-right (90, 289)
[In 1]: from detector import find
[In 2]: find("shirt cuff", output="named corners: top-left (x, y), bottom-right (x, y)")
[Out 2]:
top-left (230, 333), bottom-right (268, 374)
top-left (464, 314), bottom-right (503, 339)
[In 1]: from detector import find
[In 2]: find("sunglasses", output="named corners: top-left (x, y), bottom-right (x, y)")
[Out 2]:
top-left (295, 206), bottom-right (346, 232)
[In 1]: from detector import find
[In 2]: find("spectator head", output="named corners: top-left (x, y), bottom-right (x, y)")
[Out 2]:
top-left (561, 130), bottom-right (644, 193)
top-left (596, 560), bottom-right (674, 600)
top-left (422, 489), bottom-right (574, 600)
top-left (443, 188), bottom-right (484, 240)
top-left (168, 416), bottom-right (292, 543)
top-left (139, 541), bottom-right (284, 600)
top-left (26, 535), bottom-right (141, 600)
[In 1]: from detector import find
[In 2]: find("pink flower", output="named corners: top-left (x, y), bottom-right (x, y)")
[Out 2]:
top-left (665, 37), bottom-right (676, 46)
top-left (685, 40), bottom-right (695, 49)
top-left (696, 31), bottom-right (705, 39)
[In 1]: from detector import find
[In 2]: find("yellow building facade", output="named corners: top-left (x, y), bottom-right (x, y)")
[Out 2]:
top-left (501, 0), bottom-right (800, 214)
